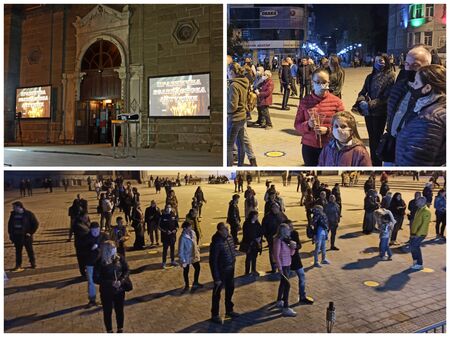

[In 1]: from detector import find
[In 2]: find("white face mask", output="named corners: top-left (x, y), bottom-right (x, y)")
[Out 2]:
top-left (333, 127), bottom-right (352, 143)
top-left (111, 248), bottom-right (117, 256)
top-left (91, 228), bottom-right (100, 237)
top-left (313, 83), bottom-right (329, 95)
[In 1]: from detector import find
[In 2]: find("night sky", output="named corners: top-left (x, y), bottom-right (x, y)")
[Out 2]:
top-left (313, 4), bottom-right (389, 53)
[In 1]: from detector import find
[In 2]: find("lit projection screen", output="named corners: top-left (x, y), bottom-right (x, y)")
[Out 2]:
top-left (16, 86), bottom-right (52, 118)
top-left (149, 73), bottom-right (210, 117)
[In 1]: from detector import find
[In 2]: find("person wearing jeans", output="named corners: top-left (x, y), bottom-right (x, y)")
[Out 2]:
top-left (324, 195), bottom-right (341, 250)
top-left (312, 206), bottom-right (330, 267)
top-left (410, 197), bottom-right (431, 270)
top-left (434, 190), bottom-right (446, 238)
top-left (273, 223), bottom-right (296, 317)
top-left (178, 221), bottom-right (203, 291)
top-left (378, 213), bottom-right (395, 260)
top-left (84, 222), bottom-right (103, 307)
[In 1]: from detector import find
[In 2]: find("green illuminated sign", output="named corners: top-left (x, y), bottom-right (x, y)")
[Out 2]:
top-left (410, 17), bottom-right (426, 27)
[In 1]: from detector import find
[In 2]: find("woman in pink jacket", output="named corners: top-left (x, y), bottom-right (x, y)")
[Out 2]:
top-left (294, 69), bottom-right (345, 166)
top-left (273, 223), bottom-right (297, 317)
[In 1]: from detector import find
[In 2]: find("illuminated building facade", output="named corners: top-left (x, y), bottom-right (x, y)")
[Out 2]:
top-left (387, 4), bottom-right (446, 62)
top-left (4, 4), bottom-right (222, 151)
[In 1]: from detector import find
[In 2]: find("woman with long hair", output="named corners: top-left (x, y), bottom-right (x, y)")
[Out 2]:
top-left (240, 211), bottom-right (262, 276)
top-left (328, 55), bottom-right (345, 98)
top-left (95, 240), bottom-right (130, 333)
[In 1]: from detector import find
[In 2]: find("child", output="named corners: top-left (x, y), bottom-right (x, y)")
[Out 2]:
top-left (318, 111), bottom-right (372, 166)
top-left (379, 213), bottom-right (395, 261)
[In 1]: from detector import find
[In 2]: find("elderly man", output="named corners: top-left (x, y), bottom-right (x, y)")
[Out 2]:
top-left (383, 45), bottom-right (432, 165)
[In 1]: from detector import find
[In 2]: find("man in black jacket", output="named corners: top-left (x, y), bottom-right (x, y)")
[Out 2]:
top-left (84, 222), bottom-right (105, 307)
top-left (280, 58), bottom-right (292, 110)
top-left (73, 213), bottom-right (90, 277)
top-left (262, 203), bottom-right (288, 273)
top-left (144, 200), bottom-right (161, 246)
top-left (8, 201), bottom-right (39, 272)
top-left (227, 194), bottom-right (241, 245)
top-left (159, 204), bottom-right (179, 268)
top-left (209, 222), bottom-right (239, 324)
top-left (298, 58), bottom-right (314, 98)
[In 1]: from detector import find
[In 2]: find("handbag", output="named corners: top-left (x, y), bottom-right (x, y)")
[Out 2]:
top-left (115, 268), bottom-right (133, 292)
top-left (306, 225), bottom-right (314, 239)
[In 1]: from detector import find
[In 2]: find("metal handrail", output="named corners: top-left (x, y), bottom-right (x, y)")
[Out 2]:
top-left (415, 321), bottom-right (446, 333)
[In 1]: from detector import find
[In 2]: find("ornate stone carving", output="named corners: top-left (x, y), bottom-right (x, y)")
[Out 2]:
top-left (172, 19), bottom-right (199, 45)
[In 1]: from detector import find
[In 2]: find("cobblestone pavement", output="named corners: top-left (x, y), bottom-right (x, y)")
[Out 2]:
top-left (4, 174), bottom-right (446, 333)
top-left (244, 67), bottom-right (400, 166)
top-left (4, 144), bottom-right (223, 167)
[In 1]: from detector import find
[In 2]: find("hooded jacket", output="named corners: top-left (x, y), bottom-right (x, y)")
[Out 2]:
top-left (227, 77), bottom-right (249, 122)
top-left (178, 229), bottom-right (200, 265)
top-left (318, 139), bottom-right (372, 166)
top-left (294, 92), bottom-right (345, 148)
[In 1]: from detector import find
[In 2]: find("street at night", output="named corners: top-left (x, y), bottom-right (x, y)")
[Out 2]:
top-left (4, 172), bottom-right (446, 333)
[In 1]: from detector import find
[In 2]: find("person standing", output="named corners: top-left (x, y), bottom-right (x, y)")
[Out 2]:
top-left (110, 217), bottom-right (129, 257)
top-left (144, 200), bottom-right (161, 246)
top-left (209, 222), bottom-right (239, 324)
top-left (244, 188), bottom-right (258, 219)
top-left (363, 190), bottom-right (380, 234)
top-left (101, 193), bottom-right (113, 232)
top-left (378, 213), bottom-right (395, 261)
top-left (165, 190), bottom-right (179, 218)
top-left (159, 205), bottom-right (179, 268)
top-left (194, 187), bottom-right (207, 217)
top-left (280, 58), bottom-right (292, 110)
top-left (8, 201), bottom-right (39, 272)
top-left (240, 211), bottom-right (262, 276)
top-left (410, 197), bottom-right (431, 270)
top-left (94, 240), bottom-right (129, 333)
top-left (297, 58), bottom-right (314, 99)
top-left (262, 202), bottom-right (288, 273)
top-left (423, 182), bottom-right (434, 206)
top-left (289, 58), bottom-right (298, 97)
top-left (407, 191), bottom-right (422, 226)
top-left (324, 195), bottom-right (341, 250)
top-left (255, 70), bottom-right (274, 129)
top-left (227, 194), bottom-right (241, 246)
top-left (186, 208), bottom-right (202, 245)
top-left (178, 221), bottom-right (203, 291)
top-left (312, 206), bottom-right (330, 267)
top-left (273, 223), bottom-right (297, 317)
top-left (389, 193), bottom-right (407, 245)
top-left (328, 55), bottom-right (345, 99)
top-left (288, 221), bottom-right (314, 305)
top-left (131, 203), bottom-right (145, 250)
top-left (84, 222), bottom-right (104, 307)
top-left (73, 214), bottom-right (91, 277)
top-left (434, 189), bottom-right (446, 239)
top-left (19, 179), bottom-right (26, 197)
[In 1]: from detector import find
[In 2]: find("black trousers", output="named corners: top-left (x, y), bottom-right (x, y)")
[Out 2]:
top-left (391, 215), bottom-right (404, 242)
top-left (13, 235), bottom-right (35, 267)
top-left (245, 248), bottom-right (258, 274)
top-left (302, 144), bottom-right (323, 166)
top-left (436, 212), bottom-right (446, 236)
top-left (277, 266), bottom-right (291, 307)
top-left (100, 290), bottom-right (125, 332)
top-left (299, 82), bottom-right (311, 99)
top-left (230, 223), bottom-right (239, 245)
top-left (183, 262), bottom-right (200, 286)
top-left (211, 267), bottom-right (235, 316)
top-left (148, 222), bottom-right (159, 244)
top-left (329, 224), bottom-right (338, 247)
top-left (364, 115), bottom-right (387, 167)
top-left (281, 84), bottom-right (290, 108)
top-left (266, 236), bottom-right (276, 271)
top-left (290, 78), bottom-right (298, 96)
top-left (162, 241), bottom-right (175, 263)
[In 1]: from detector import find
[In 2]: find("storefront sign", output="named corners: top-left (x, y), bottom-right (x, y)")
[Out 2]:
top-left (243, 40), bottom-right (301, 49)
top-left (16, 85), bottom-right (51, 118)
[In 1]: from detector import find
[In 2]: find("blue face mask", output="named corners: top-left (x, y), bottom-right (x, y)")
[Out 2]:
top-left (374, 63), bottom-right (385, 71)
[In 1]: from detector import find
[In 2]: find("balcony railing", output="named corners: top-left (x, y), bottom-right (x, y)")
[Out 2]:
top-left (415, 321), bottom-right (446, 333)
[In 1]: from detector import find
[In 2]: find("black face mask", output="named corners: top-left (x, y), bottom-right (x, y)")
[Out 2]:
top-left (405, 69), bottom-right (416, 82)
top-left (409, 85), bottom-right (429, 100)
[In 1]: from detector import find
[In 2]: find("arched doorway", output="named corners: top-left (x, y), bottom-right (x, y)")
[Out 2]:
top-left (76, 39), bottom-right (122, 144)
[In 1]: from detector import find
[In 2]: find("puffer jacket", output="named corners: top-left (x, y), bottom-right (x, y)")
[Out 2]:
top-left (318, 139), bottom-right (372, 166)
top-left (353, 70), bottom-right (395, 117)
top-left (294, 92), bottom-right (345, 148)
top-left (324, 202), bottom-right (340, 225)
top-left (395, 95), bottom-right (446, 166)
top-left (227, 77), bottom-right (249, 122)
top-left (209, 232), bottom-right (236, 281)
top-left (386, 78), bottom-right (416, 133)
top-left (178, 230), bottom-right (200, 265)
top-left (227, 200), bottom-right (241, 225)
top-left (257, 78), bottom-right (274, 107)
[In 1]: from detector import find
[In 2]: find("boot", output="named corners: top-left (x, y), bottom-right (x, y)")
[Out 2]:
top-left (249, 158), bottom-right (257, 167)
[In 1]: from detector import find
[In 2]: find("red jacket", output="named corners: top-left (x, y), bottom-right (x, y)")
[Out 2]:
top-left (318, 140), bottom-right (372, 166)
top-left (257, 78), bottom-right (274, 107)
top-left (294, 92), bottom-right (345, 148)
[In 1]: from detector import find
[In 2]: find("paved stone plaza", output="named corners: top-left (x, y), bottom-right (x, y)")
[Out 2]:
top-left (245, 67), bottom-right (400, 166)
top-left (4, 174), bottom-right (446, 333)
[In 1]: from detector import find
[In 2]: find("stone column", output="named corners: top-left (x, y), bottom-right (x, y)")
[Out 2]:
top-left (64, 72), bottom-right (85, 143)
top-left (129, 64), bottom-right (144, 147)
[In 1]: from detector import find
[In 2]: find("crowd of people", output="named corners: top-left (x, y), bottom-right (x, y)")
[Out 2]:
top-left (7, 172), bottom-right (446, 331)
top-left (227, 44), bottom-right (446, 167)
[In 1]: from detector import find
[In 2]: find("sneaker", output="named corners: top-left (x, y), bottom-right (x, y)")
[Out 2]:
top-left (225, 311), bottom-right (240, 319)
top-left (330, 246), bottom-right (340, 251)
top-left (12, 266), bottom-right (24, 273)
top-left (299, 297), bottom-right (314, 305)
top-left (381, 256), bottom-right (388, 261)
top-left (275, 300), bottom-right (284, 308)
top-left (211, 316), bottom-right (222, 324)
top-left (282, 307), bottom-right (297, 317)
top-left (412, 264), bottom-right (424, 270)
top-left (162, 263), bottom-right (166, 269)
top-left (313, 263), bottom-right (321, 268)
top-left (321, 259), bottom-right (330, 265)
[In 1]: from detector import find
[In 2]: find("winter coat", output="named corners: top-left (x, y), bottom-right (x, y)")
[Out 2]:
top-left (423, 187), bottom-right (433, 204)
top-left (380, 183), bottom-right (390, 197)
top-left (386, 78), bottom-right (415, 133)
top-left (280, 65), bottom-right (292, 85)
top-left (84, 233), bottom-right (106, 266)
top-left (273, 237), bottom-right (295, 269)
top-left (329, 68), bottom-right (345, 97)
top-left (364, 195), bottom-right (380, 213)
top-left (257, 78), bottom-right (274, 107)
top-left (159, 212), bottom-right (179, 243)
top-left (178, 230), bottom-right (200, 265)
top-left (290, 230), bottom-right (303, 270)
top-left (186, 213), bottom-right (202, 240)
top-left (294, 92), bottom-right (345, 148)
top-left (312, 211), bottom-right (329, 236)
top-left (324, 202), bottom-right (340, 225)
top-left (353, 70), bottom-right (395, 117)
top-left (331, 186), bottom-right (341, 204)
top-left (374, 208), bottom-right (396, 239)
top-left (411, 206), bottom-right (431, 237)
top-left (240, 220), bottom-right (262, 252)
top-left (297, 64), bottom-right (315, 85)
top-left (389, 198), bottom-right (406, 217)
top-left (318, 139), bottom-right (372, 166)
top-left (110, 225), bottom-right (129, 249)
top-left (144, 206), bottom-right (161, 227)
top-left (8, 210), bottom-right (39, 238)
top-left (262, 211), bottom-right (288, 240)
top-left (434, 196), bottom-right (446, 214)
top-left (227, 77), bottom-right (249, 122)
top-left (94, 256), bottom-right (129, 295)
top-left (395, 95), bottom-right (446, 166)
top-left (227, 201), bottom-right (241, 226)
top-left (209, 232), bottom-right (236, 281)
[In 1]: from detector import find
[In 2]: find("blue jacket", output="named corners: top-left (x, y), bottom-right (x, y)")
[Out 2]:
top-left (434, 196), bottom-right (446, 214)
